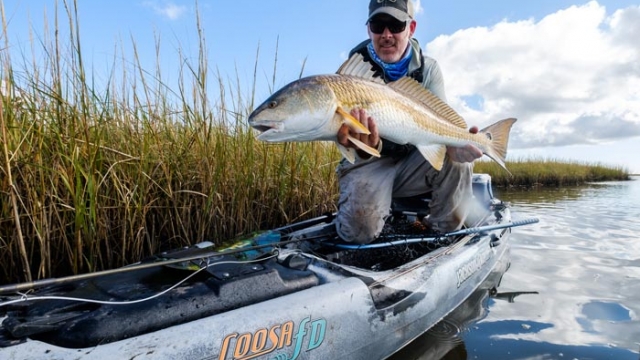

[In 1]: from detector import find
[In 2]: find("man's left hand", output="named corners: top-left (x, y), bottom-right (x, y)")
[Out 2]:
top-left (446, 126), bottom-right (483, 163)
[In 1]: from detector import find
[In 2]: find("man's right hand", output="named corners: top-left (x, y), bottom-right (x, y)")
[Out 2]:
top-left (337, 109), bottom-right (380, 155)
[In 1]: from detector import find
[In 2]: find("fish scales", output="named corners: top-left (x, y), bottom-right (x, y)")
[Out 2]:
top-left (248, 54), bottom-right (517, 172)
top-left (320, 75), bottom-right (475, 147)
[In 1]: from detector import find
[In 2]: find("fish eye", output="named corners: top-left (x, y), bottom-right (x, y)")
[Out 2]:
top-left (268, 101), bottom-right (278, 109)
top-left (485, 133), bottom-right (493, 140)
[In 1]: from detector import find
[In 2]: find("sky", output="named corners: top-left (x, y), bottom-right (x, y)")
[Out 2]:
top-left (2, 0), bottom-right (640, 173)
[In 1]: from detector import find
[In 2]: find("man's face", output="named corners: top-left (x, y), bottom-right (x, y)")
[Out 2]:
top-left (368, 14), bottom-right (416, 63)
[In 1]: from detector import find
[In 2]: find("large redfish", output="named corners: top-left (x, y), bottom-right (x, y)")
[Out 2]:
top-left (249, 54), bottom-right (516, 172)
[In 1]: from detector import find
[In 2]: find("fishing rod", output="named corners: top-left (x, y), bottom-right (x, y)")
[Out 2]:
top-left (0, 240), bottom-right (268, 295)
top-left (0, 216), bottom-right (538, 294)
top-left (0, 214), bottom-right (337, 295)
top-left (326, 217), bottom-right (539, 250)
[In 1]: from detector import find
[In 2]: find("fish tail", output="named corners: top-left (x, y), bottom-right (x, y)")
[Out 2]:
top-left (480, 118), bottom-right (517, 174)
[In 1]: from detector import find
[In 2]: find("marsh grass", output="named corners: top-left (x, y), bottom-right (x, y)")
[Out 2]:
top-left (0, 2), bottom-right (630, 283)
top-left (475, 158), bottom-right (630, 187)
top-left (0, 1), bottom-right (340, 283)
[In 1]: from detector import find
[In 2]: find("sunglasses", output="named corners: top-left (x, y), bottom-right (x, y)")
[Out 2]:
top-left (368, 18), bottom-right (408, 34)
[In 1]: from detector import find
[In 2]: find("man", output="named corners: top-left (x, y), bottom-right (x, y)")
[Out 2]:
top-left (334, 0), bottom-right (483, 244)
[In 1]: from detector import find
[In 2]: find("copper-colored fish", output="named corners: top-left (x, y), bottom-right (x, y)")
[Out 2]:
top-left (249, 54), bottom-right (516, 173)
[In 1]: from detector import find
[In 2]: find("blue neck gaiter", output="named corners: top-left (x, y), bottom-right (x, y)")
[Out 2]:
top-left (367, 42), bottom-right (413, 81)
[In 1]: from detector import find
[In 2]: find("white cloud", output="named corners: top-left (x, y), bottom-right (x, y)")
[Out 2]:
top-left (143, 1), bottom-right (187, 20)
top-left (425, 1), bottom-right (640, 151)
top-left (412, 0), bottom-right (423, 17)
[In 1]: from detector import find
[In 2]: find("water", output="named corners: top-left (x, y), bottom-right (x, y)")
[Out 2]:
top-left (391, 176), bottom-right (640, 360)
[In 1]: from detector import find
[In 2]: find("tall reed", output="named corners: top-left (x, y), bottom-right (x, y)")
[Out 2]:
top-left (0, 2), bottom-right (630, 284)
top-left (474, 158), bottom-right (630, 187)
top-left (0, 1), bottom-right (340, 283)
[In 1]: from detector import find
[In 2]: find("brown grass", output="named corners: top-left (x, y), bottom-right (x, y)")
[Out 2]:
top-left (0, 1), bottom-right (630, 284)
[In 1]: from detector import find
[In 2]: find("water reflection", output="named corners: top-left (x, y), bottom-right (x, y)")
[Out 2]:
top-left (389, 260), bottom-right (540, 360)
top-left (391, 177), bottom-right (640, 359)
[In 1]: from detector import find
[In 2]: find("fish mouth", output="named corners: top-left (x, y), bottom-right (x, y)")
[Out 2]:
top-left (250, 121), bottom-right (283, 139)
top-left (251, 125), bottom-right (273, 133)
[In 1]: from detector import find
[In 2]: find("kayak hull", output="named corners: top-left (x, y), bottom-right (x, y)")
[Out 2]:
top-left (1, 175), bottom-right (515, 359)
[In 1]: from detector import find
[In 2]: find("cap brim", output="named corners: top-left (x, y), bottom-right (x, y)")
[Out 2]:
top-left (367, 7), bottom-right (412, 22)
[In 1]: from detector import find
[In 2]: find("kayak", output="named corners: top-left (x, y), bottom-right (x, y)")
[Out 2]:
top-left (0, 174), bottom-right (536, 360)
top-left (388, 257), bottom-right (538, 360)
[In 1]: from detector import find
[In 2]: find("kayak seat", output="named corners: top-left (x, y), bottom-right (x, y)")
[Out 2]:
top-left (391, 192), bottom-right (431, 218)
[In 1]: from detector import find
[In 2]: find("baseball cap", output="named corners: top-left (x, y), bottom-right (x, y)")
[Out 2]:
top-left (367, 0), bottom-right (414, 23)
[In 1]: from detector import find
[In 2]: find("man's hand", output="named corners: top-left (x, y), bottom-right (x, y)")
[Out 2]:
top-left (337, 109), bottom-right (380, 153)
top-left (446, 126), bottom-right (483, 163)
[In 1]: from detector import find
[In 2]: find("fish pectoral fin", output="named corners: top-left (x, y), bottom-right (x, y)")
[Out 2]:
top-left (336, 107), bottom-right (370, 135)
top-left (347, 136), bottom-right (381, 158)
top-left (336, 143), bottom-right (357, 163)
top-left (416, 144), bottom-right (447, 171)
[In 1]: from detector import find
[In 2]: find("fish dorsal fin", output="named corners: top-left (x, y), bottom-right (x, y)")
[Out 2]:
top-left (336, 53), bottom-right (385, 85)
top-left (388, 77), bottom-right (467, 129)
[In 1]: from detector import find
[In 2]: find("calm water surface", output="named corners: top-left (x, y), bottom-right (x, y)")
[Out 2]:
top-left (391, 176), bottom-right (640, 360)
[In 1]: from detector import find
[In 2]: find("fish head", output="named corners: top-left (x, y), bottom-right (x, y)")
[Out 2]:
top-left (249, 77), bottom-right (338, 142)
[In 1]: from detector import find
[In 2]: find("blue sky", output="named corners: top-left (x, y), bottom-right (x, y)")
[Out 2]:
top-left (3, 0), bottom-right (640, 172)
